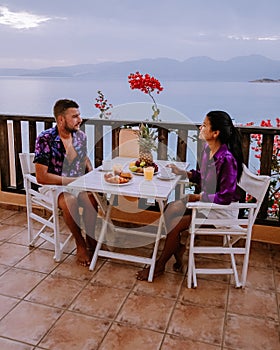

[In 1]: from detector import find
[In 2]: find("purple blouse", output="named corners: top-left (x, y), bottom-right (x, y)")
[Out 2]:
top-left (34, 126), bottom-right (88, 177)
top-left (190, 143), bottom-right (240, 205)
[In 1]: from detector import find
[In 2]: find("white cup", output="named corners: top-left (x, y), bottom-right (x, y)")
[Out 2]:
top-left (161, 166), bottom-right (173, 178)
top-left (112, 163), bottom-right (123, 175)
top-left (102, 160), bottom-right (112, 171)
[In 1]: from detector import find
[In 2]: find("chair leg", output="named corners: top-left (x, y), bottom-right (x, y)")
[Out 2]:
top-left (187, 232), bottom-right (195, 288)
top-left (27, 215), bottom-right (34, 246)
top-left (26, 194), bottom-right (34, 246)
top-left (240, 238), bottom-right (252, 288)
top-left (226, 235), bottom-right (241, 288)
top-left (53, 210), bottom-right (62, 262)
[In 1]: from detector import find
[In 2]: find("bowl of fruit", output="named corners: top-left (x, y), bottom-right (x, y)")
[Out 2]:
top-left (129, 160), bottom-right (159, 175)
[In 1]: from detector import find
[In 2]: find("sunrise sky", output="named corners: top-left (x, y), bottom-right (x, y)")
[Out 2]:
top-left (1, 0), bottom-right (280, 68)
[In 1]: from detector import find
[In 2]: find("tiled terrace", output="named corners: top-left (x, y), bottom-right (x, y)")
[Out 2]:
top-left (0, 206), bottom-right (279, 350)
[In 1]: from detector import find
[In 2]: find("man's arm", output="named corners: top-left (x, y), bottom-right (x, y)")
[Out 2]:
top-left (85, 156), bottom-right (93, 173)
top-left (35, 163), bottom-right (75, 185)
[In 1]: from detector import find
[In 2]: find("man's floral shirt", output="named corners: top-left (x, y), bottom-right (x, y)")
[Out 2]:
top-left (34, 126), bottom-right (88, 177)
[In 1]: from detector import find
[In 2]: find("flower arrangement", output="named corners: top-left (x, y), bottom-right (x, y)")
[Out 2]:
top-left (128, 72), bottom-right (163, 121)
top-left (249, 118), bottom-right (280, 219)
top-left (94, 90), bottom-right (113, 119)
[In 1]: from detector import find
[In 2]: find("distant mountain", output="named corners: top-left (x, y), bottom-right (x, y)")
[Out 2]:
top-left (0, 55), bottom-right (280, 81)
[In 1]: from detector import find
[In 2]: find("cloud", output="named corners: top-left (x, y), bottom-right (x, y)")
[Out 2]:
top-left (257, 36), bottom-right (280, 41)
top-left (0, 6), bottom-right (51, 29)
top-left (228, 34), bottom-right (280, 41)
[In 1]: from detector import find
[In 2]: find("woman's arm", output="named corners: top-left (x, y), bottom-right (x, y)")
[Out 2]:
top-left (168, 164), bottom-right (198, 181)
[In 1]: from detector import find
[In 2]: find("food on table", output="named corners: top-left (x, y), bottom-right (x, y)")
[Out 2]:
top-left (129, 160), bottom-right (158, 174)
top-left (119, 172), bottom-right (133, 179)
top-left (104, 172), bottom-right (132, 184)
top-left (137, 123), bottom-right (157, 165)
top-left (127, 124), bottom-right (158, 174)
top-left (129, 165), bottom-right (138, 172)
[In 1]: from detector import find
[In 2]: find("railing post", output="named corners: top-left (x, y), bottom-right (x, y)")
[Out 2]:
top-left (13, 120), bottom-right (23, 189)
top-left (260, 134), bottom-right (274, 175)
top-left (0, 119), bottom-right (11, 190)
top-left (94, 124), bottom-right (103, 168)
top-left (240, 132), bottom-right (251, 165)
top-left (177, 129), bottom-right (187, 162)
top-left (29, 120), bottom-right (37, 152)
top-left (44, 121), bottom-right (53, 130)
top-left (112, 127), bottom-right (120, 159)
top-left (157, 126), bottom-right (168, 160)
top-left (259, 134), bottom-right (274, 219)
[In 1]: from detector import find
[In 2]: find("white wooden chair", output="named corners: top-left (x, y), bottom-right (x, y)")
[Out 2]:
top-left (19, 153), bottom-right (73, 261)
top-left (186, 164), bottom-right (270, 288)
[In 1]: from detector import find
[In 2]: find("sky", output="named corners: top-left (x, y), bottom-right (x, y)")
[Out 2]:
top-left (1, 0), bottom-right (280, 68)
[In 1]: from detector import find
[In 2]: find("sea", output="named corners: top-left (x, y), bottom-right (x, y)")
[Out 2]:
top-left (1, 76), bottom-right (279, 174)
top-left (0, 76), bottom-right (280, 126)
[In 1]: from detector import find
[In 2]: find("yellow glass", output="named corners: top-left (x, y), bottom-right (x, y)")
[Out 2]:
top-left (144, 166), bottom-right (154, 180)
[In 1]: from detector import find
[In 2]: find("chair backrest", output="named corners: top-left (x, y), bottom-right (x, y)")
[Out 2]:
top-left (238, 164), bottom-right (270, 222)
top-left (19, 153), bottom-right (35, 175)
top-left (119, 128), bottom-right (139, 158)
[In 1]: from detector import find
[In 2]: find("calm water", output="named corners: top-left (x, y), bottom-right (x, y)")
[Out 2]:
top-left (0, 77), bottom-right (280, 125)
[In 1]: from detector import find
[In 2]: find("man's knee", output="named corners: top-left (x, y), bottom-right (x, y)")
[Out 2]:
top-left (78, 191), bottom-right (97, 208)
top-left (58, 192), bottom-right (79, 211)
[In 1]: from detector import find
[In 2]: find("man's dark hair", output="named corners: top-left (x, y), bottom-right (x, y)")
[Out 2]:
top-left (53, 99), bottom-right (79, 119)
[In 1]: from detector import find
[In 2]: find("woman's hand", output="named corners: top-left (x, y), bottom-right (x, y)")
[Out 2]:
top-left (167, 164), bottom-right (186, 176)
top-left (188, 194), bottom-right (202, 202)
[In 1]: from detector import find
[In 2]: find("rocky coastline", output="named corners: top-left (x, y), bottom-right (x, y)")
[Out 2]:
top-left (250, 78), bottom-right (280, 83)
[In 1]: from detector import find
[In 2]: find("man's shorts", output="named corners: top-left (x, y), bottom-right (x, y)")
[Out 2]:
top-left (39, 185), bottom-right (82, 202)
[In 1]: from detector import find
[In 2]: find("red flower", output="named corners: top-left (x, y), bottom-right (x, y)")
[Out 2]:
top-left (128, 72), bottom-right (163, 121)
top-left (249, 118), bottom-right (280, 219)
top-left (94, 90), bottom-right (113, 119)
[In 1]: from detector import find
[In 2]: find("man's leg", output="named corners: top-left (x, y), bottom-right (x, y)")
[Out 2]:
top-left (58, 192), bottom-right (90, 266)
top-left (77, 191), bottom-right (98, 252)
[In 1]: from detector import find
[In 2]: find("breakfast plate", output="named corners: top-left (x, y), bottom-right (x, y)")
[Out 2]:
top-left (104, 178), bottom-right (134, 186)
top-left (103, 173), bottom-right (134, 185)
top-left (157, 173), bottom-right (176, 181)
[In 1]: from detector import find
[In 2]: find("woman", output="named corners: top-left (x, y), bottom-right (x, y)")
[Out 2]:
top-left (136, 110), bottom-right (244, 280)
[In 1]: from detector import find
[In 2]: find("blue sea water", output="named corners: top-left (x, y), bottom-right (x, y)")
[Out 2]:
top-left (0, 76), bottom-right (279, 125)
top-left (2, 76), bottom-right (276, 175)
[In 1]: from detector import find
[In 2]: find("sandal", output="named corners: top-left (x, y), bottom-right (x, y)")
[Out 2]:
top-left (173, 262), bottom-right (183, 272)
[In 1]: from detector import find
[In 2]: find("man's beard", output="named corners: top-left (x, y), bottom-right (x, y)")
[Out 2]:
top-left (65, 124), bottom-right (80, 133)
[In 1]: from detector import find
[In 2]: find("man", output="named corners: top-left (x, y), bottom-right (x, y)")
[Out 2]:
top-left (34, 99), bottom-right (98, 266)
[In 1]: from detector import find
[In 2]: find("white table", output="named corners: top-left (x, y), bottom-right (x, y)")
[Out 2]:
top-left (69, 157), bottom-right (187, 281)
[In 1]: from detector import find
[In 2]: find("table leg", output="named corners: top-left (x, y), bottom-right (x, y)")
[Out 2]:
top-left (89, 194), bottom-right (115, 271)
top-left (148, 200), bottom-right (167, 282)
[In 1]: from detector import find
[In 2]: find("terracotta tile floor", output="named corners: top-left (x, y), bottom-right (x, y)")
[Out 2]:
top-left (0, 207), bottom-right (279, 349)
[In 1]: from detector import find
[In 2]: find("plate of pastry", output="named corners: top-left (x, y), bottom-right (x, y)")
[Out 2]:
top-left (103, 172), bottom-right (134, 185)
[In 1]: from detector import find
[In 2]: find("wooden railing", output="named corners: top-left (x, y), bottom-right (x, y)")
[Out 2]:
top-left (0, 114), bottom-right (279, 226)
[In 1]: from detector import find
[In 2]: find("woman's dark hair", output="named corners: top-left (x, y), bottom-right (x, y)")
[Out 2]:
top-left (53, 99), bottom-right (79, 119)
top-left (207, 110), bottom-right (243, 181)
